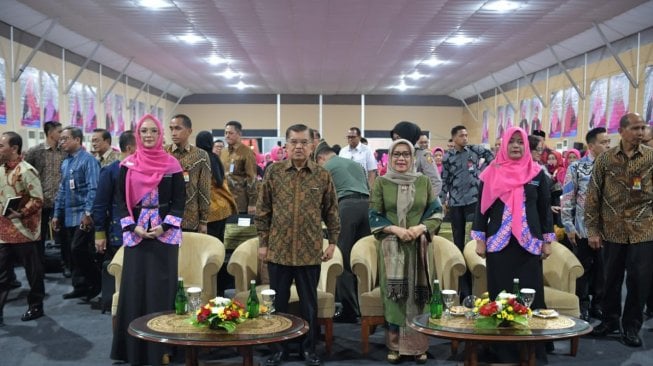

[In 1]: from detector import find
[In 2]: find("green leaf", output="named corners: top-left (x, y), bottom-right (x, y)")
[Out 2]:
top-left (475, 316), bottom-right (500, 329)
top-left (214, 321), bottom-right (237, 333)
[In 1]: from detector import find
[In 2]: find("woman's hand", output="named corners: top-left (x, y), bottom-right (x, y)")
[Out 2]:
top-left (392, 226), bottom-right (414, 242)
top-left (134, 225), bottom-right (148, 238)
top-left (541, 242), bottom-right (552, 259)
top-left (475, 240), bottom-right (487, 258)
top-left (407, 224), bottom-right (427, 240)
top-left (551, 205), bottom-right (561, 214)
top-left (148, 225), bottom-right (164, 238)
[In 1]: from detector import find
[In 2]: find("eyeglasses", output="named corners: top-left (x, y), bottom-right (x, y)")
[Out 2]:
top-left (59, 136), bottom-right (71, 142)
top-left (391, 152), bottom-right (412, 159)
top-left (287, 139), bottom-right (310, 147)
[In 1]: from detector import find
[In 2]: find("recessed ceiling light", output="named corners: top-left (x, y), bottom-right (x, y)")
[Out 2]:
top-left (392, 79), bottom-right (410, 92)
top-left (423, 56), bottom-right (445, 67)
top-left (233, 80), bottom-right (251, 90)
top-left (406, 71), bottom-right (424, 80)
top-left (178, 34), bottom-right (203, 44)
top-left (483, 0), bottom-right (521, 12)
top-left (445, 35), bottom-right (475, 46)
top-left (207, 55), bottom-right (227, 65)
top-left (220, 66), bottom-right (239, 79)
top-left (138, 0), bottom-right (172, 9)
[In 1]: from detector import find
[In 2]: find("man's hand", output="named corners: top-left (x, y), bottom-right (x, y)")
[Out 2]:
top-left (6, 208), bottom-right (22, 220)
top-left (588, 235), bottom-right (602, 250)
top-left (198, 224), bottom-right (207, 234)
top-left (551, 206), bottom-right (561, 214)
top-left (51, 217), bottom-right (61, 232)
top-left (567, 231), bottom-right (577, 246)
top-left (258, 247), bottom-right (268, 261)
top-left (80, 214), bottom-right (93, 231)
top-left (95, 239), bottom-right (106, 253)
top-left (475, 240), bottom-right (486, 258)
top-left (321, 243), bottom-right (336, 261)
top-left (247, 206), bottom-right (256, 215)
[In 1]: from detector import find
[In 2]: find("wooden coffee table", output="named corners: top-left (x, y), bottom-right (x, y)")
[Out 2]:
top-left (129, 311), bottom-right (308, 366)
top-left (410, 313), bottom-right (592, 366)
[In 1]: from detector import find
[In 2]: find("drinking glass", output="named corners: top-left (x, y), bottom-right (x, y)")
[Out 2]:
top-left (260, 289), bottom-right (276, 318)
top-left (186, 287), bottom-right (202, 316)
top-left (462, 295), bottom-right (478, 320)
top-left (441, 289), bottom-right (457, 319)
top-left (520, 288), bottom-right (536, 317)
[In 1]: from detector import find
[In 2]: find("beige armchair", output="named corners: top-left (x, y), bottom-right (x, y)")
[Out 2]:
top-left (351, 234), bottom-right (467, 354)
top-left (108, 232), bottom-right (225, 326)
top-left (463, 240), bottom-right (583, 317)
top-left (227, 237), bottom-right (343, 354)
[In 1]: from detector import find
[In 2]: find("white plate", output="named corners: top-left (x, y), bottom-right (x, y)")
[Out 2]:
top-left (449, 306), bottom-right (467, 316)
top-left (533, 309), bottom-right (559, 318)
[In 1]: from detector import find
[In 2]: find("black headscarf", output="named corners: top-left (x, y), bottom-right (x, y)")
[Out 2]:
top-left (390, 121), bottom-right (422, 145)
top-left (196, 131), bottom-right (224, 187)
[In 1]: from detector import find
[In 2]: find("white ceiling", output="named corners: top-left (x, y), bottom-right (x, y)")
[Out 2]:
top-left (1, 0), bottom-right (652, 100)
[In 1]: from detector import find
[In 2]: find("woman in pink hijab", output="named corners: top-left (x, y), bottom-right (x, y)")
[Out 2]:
top-left (432, 147), bottom-right (445, 175)
top-left (111, 114), bottom-right (185, 366)
top-left (471, 127), bottom-right (555, 319)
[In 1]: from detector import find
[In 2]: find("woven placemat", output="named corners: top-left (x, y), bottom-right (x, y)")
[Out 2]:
top-left (146, 314), bottom-right (293, 335)
top-left (428, 315), bottom-right (575, 330)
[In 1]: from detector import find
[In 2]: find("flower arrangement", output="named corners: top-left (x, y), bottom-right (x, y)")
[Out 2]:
top-left (193, 297), bottom-right (247, 332)
top-left (474, 293), bottom-right (531, 329)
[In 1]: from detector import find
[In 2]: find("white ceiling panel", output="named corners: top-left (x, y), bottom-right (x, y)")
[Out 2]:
top-left (0, 0), bottom-right (650, 99)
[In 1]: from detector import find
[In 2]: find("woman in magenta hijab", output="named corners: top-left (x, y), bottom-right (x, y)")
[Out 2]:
top-left (111, 114), bottom-right (185, 366)
top-left (471, 127), bottom-right (555, 313)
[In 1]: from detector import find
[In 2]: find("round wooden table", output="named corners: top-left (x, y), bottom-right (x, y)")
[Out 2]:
top-left (128, 311), bottom-right (309, 366)
top-left (409, 313), bottom-right (592, 366)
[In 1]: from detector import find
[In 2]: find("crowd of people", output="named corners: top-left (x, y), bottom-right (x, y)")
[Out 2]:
top-left (0, 112), bottom-right (652, 366)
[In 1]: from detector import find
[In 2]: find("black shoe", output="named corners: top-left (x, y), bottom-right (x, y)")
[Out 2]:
top-left (85, 286), bottom-right (101, 302)
top-left (580, 310), bottom-right (590, 322)
top-left (62, 267), bottom-right (72, 278)
top-left (10, 280), bottom-right (22, 289)
top-left (266, 351), bottom-right (287, 366)
top-left (545, 341), bottom-right (555, 353)
top-left (62, 289), bottom-right (87, 299)
top-left (303, 352), bottom-right (321, 366)
top-left (592, 322), bottom-right (620, 337)
top-left (333, 310), bottom-right (358, 324)
top-left (622, 329), bottom-right (642, 347)
top-left (21, 305), bottom-right (44, 321)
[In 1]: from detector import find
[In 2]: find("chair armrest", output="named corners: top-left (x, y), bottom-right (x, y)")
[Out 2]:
top-left (107, 246), bottom-right (125, 290)
top-left (431, 236), bottom-right (467, 292)
top-left (199, 238), bottom-right (225, 302)
top-left (463, 240), bottom-right (486, 278)
top-left (543, 241), bottom-right (583, 294)
top-left (351, 235), bottom-right (378, 296)
top-left (319, 242), bottom-right (344, 294)
top-left (227, 238), bottom-right (258, 293)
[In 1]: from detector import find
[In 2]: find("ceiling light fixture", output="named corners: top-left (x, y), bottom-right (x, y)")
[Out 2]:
top-left (138, 0), bottom-right (173, 9)
top-left (220, 66), bottom-right (239, 79)
top-left (406, 71), bottom-right (424, 80)
top-left (423, 56), bottom-right (445, 67)
top-left (445, 35), bottom-right (475, 46)
top-left (207, 55), bottom-right (227, 65)
top-left (392, 79), bottom-right (410, 92)
top-left (178, 34), bottom-right (203, 44)
top-left (234, 80), bottom-right (250, 90)
top-left (483, 0), bottom-right (521, 12)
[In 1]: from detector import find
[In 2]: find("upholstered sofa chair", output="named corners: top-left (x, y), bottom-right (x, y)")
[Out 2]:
top-left (351, 234), bottom-right (467, 354)
top-left (227, 237), bottom-right (343, 354)
top-left (108, 232), bottom-right (225, 328)
top-left (463, 240), bottom-right (583, 317)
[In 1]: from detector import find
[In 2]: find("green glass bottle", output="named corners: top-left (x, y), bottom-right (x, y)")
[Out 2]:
top-left (430, 279), bottom-right (443, 319)
top-left (246, 280), bottom-right (259, 318)
top-left (174, 277), bottom-right (187, 315)
top-left (513, 277), bottom-right (523, 304)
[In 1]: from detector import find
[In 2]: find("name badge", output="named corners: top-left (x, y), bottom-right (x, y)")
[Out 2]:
top-left (69, 179), bottom-right (75, 190)
top-left (237, 217), bottom-right (251, 226)
top-left (183, 171), bottom-right (190, 183)
top-left (467, 161), bottom-right (474, 171)
top-left (229, 161), bottom-right (235, 174)
top-left (632, 176), bottom-right (642, 190)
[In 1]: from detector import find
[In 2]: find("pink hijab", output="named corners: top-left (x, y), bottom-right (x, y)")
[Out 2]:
top-left (479, 127), bottom-right (542, 243)
top-left (270, 146), bottom-right (284, 162)
top-left (120, 114), bottom-right (182, 218)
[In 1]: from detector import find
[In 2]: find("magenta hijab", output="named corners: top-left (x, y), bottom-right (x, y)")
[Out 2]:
top-left (120, 114), bottom-right (182, 218)
top-left (270, 146), bottom-right (284, 162)
top-left (479, 127), bottom-right (542, 243)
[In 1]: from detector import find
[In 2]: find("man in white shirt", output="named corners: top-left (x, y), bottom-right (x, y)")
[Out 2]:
top-left (339, 127), bottom-right (377, 189)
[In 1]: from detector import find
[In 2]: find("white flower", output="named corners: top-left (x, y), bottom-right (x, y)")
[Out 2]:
top-left (213, 306), bottom-right (224, 314)
top-left (211, 296), bottom-right (230, 306)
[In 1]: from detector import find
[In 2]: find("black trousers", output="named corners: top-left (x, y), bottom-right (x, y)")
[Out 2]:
top-left (574, 237), bottom-right (605, 313)
top-left (268, 262), bottom-right (320, 354)
top-left (207, 219), bottom-right (231, 296)
top-left (61, 226), bottom-right (101, 292)
top-left (449, 203), bottom-right (476, 298)
top-left (601, 240), bottom-right (653, 332)
top-left (336, 197), bottom-right (370, 317)
top-left (0, 241), bottom-right (45, 306)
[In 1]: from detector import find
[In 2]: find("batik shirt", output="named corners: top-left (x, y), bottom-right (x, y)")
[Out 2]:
top-left (441, 144), bottom-right (494, 206)
top-left (560, 154), bottom-right (594, 239)
top-left (120, 189), bottom-right (182, 246)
